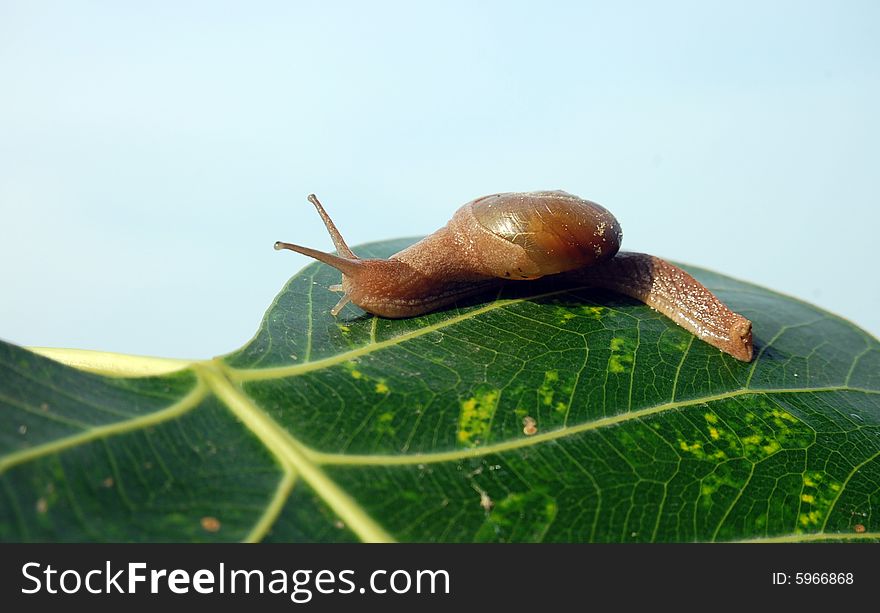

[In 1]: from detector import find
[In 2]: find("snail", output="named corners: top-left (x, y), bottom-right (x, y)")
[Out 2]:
top-left (274, 191), bottom-right (753, 362)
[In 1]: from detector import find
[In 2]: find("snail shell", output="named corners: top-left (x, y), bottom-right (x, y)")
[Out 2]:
top-left (401, 190), bottom-right (623, 280)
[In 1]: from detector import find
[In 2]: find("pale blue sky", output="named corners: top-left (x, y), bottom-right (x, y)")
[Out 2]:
top-left (1, 1), bottom-right (878, 358)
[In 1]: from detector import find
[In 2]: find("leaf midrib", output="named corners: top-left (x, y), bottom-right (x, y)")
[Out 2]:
top-left (197, 363), bottom-right (395, 543)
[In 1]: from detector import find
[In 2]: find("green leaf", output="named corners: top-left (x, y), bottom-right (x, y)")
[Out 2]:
top-left (2, 238), bottom-right (879, 542)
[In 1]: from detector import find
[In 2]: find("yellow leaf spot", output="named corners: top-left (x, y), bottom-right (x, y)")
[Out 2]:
top-left (770, 407), bottom-right (798, 423)
top-left (762, 441), bottom-right (781, 455)
top-left (679, 440), bottom-right (702, 453)
top-left (457, 388), bottom-right (500, 446)
top-left (582, 306), bottom-right (604, 319)
top-left (608, 337), bottom-right (634, 373)
top-left (708, 427), bottom-right (720, 440)
top-left (801, 494), bottom-right (815, 504)
top-left (374, 381), bottom-right (389, 394)
top-left (538, 371), bottom-right (559, 406)
top-left (344, 361), bottom-right (366, 380)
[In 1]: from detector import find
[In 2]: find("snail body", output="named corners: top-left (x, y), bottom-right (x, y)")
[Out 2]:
top-left (274, 191), bottom-right (753, 362)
